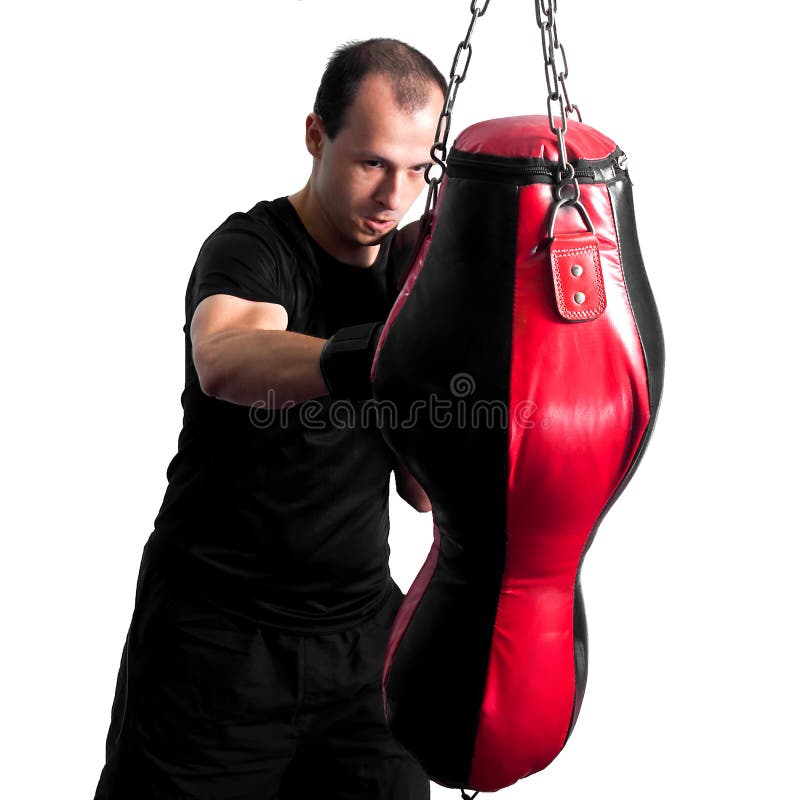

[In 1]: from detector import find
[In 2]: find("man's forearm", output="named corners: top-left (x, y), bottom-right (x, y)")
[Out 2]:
top-left (195, 329), bottom-right (329, 408)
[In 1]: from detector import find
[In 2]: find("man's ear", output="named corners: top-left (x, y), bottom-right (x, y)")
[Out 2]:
top-left (305, 112), bottom-right (326, 158)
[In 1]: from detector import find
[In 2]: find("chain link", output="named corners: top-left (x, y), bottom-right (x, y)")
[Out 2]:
top-left (422, 0), bottom-right (492, 221)
top-left (535, 0), bottom-right (583, 208)
top-left (422, 0), bottom-right (587, 239)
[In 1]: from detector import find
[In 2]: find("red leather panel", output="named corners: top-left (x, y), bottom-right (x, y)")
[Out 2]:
top-left (467, 181), bottom-right (651, 790)
top-left (453, 115), bottom-right (618, 161)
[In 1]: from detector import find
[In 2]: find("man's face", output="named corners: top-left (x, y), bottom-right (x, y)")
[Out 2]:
top-left (310, 73), bottom-right (443, 258)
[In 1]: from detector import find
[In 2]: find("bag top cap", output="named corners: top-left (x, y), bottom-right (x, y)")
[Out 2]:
top-left (453, 115), bottom-right (618, 162)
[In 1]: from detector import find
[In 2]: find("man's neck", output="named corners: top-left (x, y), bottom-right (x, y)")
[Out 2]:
top-left (287, 185), bottom-right (379, 268)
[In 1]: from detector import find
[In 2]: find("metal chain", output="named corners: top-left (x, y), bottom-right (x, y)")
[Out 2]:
top-left (534, 0), bottom-right (583, 207)
top-left (422, 0), bottom-right (491, 221)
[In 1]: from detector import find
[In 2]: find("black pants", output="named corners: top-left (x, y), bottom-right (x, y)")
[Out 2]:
top-left (94, 545), bottom-right (430, 800)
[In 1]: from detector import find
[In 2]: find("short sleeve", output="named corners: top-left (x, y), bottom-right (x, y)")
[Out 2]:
top-left (189, 227), bottom-right (290, 321)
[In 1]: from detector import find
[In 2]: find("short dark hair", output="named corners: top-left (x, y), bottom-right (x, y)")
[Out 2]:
top-left (313, 38), bottom-right (447, 140)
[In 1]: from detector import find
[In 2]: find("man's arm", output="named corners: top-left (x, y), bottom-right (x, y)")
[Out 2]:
top-left (191, 293), bottom-right (329, 407)
top-left (394, 456), bottom-right (432, 513)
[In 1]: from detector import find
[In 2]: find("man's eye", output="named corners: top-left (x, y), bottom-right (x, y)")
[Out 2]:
top-left (364, 160), bottom-right (383, 168)
top-left (412, 165), bottom-right (428, 174)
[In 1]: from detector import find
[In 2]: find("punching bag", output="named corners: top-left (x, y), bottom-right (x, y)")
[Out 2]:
top-left (371, 115), bottom-right (665, 791)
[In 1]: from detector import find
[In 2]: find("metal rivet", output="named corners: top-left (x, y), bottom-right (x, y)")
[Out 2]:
top-left (571, 264), bottom-right (583, 277)
top-left (574, 292), bottom-right (586, 304)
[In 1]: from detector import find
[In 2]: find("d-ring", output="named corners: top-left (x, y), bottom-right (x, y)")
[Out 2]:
top-left (547, 196), bottom-right (595, 239)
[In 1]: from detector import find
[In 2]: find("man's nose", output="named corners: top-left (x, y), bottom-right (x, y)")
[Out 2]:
top-left (375, 170), bottom-right (403, 210)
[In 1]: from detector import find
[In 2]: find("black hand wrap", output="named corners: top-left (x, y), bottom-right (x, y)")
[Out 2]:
top-left (319, 321), bottom-right (385, 400)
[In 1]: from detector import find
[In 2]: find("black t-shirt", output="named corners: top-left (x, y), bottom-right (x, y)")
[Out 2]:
top-left (148, 197), bottom-right (405, 634)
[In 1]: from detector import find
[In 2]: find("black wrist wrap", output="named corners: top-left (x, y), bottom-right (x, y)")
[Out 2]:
top-left (319, 321), bottom-right (385, 400)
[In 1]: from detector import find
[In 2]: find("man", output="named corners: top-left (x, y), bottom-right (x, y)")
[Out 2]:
top-left (93, 38), bottom-right (446, 800)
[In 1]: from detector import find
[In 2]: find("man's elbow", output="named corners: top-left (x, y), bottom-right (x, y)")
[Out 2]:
top-left (414, 497), bottom-right (433, 514)
top-left (193, 341), bottom-right (223, 397)
top-left (198, 366), bottom-right (222, 398)
top-left (399, 487), bottom-right (432, 514)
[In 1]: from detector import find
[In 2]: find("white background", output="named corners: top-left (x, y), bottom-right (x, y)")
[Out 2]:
top-left (2, 1), bottom-right (797, 798)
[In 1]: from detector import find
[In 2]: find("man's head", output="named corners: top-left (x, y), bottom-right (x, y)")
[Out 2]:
top-left (313, 38), bottom-right (447, 142)
top-left (297, 38), bottom-right (446, 265)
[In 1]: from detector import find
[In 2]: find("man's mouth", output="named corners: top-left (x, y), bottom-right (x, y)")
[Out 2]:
top-left (364, 216), bottom-right (396, 230)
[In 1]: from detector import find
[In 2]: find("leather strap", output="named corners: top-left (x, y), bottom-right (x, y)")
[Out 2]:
top-left (549, 231), bottom-right (606, 321)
